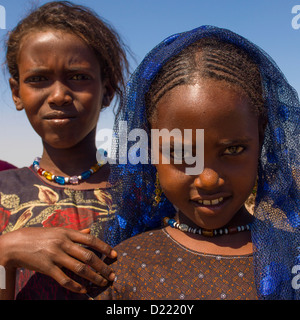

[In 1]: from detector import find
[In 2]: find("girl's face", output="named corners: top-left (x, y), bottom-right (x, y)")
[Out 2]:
top-left (10, 30), bottom-right (111, 149)
top-left (152, 80), bottom-right (260, 230)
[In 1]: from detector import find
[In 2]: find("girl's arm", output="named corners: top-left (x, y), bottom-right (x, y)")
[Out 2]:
top-left (0, 228), bottom-right (117, 299)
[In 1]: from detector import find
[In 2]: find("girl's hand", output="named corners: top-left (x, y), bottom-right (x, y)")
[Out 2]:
top-left (0, 227), bottom-right (117, 294)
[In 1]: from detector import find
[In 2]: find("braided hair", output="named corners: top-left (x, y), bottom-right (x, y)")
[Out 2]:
top-left (145, 37), bottom-right (267, 133)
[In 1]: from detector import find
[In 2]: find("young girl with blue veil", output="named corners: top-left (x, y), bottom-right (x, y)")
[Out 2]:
top-left (96, 25), bottom-right (300, 300)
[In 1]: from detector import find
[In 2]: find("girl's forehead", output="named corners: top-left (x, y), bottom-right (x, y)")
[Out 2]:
top-left (20, 29), bottom-right (83, 49)
top-left (25, 27), bottom-right (78, 37)
top-left (157, 80), bottom-right (250, 117)
top-left (18, 30), bottom-right (91, 60)
top-left (154, 80), bottom-right (258, 135)
top-left (18, 30), bottom-right (98, 67)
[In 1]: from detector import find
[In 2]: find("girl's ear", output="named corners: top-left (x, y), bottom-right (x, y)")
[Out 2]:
top-left (102, 82), bottom-right (115, 107)
top-left (9, 78), bottom-right (24, 111)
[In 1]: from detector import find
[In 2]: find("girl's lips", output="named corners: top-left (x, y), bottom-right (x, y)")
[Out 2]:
top-left (44, 116), bottom-right (76, 125)
top-left (197, 197), bottom-right (224, 206)
top-left (46, 118), bottom-right (75, 123)
top-left (189, 196), bottom-right (231, 210)
top-left (43, 112), bottom-right (77, 120)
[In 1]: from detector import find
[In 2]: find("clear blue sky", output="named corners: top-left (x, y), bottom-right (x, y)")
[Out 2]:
top-left (0, 0), bottom-right (299, 167)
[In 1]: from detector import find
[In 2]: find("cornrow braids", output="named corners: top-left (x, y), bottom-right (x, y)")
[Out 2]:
top-left (5, 1), bottom-right (129, 110)
top-left (146, 37), bottom-right (267, 127)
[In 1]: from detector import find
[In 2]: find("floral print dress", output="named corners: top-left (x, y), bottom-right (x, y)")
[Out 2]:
top-left (0, 167), bottom-right (114, 299)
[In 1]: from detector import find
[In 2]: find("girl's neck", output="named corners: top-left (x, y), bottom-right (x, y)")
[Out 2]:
top-left (166, 208), bottom-right (253, 256)
top-left (35, 130), bottom-right (110, 190)
top-left (40, 131), bottom-right (98, 177)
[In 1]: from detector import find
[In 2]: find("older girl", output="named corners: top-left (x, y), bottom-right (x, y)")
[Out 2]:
top-left (0, 1), bottom-right (128, 299)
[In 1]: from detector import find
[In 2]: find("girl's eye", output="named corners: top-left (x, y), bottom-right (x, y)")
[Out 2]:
top-left (223, 146), bottom-right (245, 155)
top-left (71, 74), bottom-right (91, 80)
top-left (170, 148), bottom-right (194, 163)
top-left (170, 149), bottom-right (183, 161)
top-left (25, 76), bottom-right (47, 83)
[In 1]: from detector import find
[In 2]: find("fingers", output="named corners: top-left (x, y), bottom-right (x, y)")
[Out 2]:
top-left (69, 229), bottom-right (117, 260)
top-left (50, 265), bottom-right (87, 294)
top-left (55, 229), bottom-right (117, 288)
top-left (80, 228), bottom-right (91, 234)
top-left (62, 243), bottom-right (115, 284)
top-left (1, 227), bottom-right (116, 294)
top-left (49, 245), bottom-right (114, 294)
top-left (34, 228), bottom-right (117, 292)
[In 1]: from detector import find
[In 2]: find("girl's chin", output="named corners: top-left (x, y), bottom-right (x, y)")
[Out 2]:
top-left (179, 197), bottom-right (249, 230)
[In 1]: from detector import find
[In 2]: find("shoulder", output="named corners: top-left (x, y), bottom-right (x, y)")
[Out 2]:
top-left (0, 166), bottom-right (33, 180)
top-left (0, 160), bottom-right (17, 171)
top-left (0, 167), bottom-right (37, 192)
top-left (114, 228), bottom-right (167, 252)
top-left (105, 229), bottom-right (169, 280)
top-left (110, 228), bottom-right (171, 266)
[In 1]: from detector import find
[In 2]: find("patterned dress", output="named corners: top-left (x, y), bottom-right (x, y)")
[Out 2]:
top-left (96, 228), bottom-right (257, 300)
top-left (0, 167), bottom-right (114, 299)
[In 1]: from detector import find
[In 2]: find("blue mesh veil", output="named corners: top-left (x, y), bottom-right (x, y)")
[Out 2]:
top-left (104, 25), bottom-right (300, 299)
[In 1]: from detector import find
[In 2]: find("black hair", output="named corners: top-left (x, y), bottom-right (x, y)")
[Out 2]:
top-left (146, 37), bottom-right (267, 130)
top-left (6, 1), bottom-right (129, 110)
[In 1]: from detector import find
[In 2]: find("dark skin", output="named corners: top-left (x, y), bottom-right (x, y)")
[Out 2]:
top-left (0, 30), bottom-right (117, 299)
top-left (152, 80), bottom-right (260, 256)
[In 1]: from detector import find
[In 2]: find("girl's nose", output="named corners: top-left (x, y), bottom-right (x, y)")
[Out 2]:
top-left (47, 81), bottom-right (72, 107)
top-left (194, 167), bottom-right (224, 191)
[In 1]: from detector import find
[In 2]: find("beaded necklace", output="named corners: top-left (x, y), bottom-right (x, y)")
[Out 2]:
top-left (163, 217), bottom-right (251, 237)
top-left (33, 156), bottom-right (105, 185)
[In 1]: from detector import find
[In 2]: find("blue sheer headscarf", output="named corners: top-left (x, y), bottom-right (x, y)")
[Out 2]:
top-left (104, 25), bottom-right (300, 300)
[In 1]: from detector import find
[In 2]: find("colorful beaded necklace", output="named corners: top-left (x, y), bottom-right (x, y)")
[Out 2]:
top-left (33, 156), bottom-right (105, 185)
top-left (163, 217), bottom-right (251, 237)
